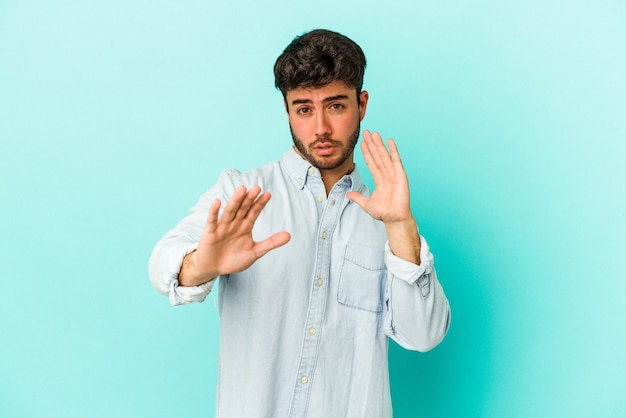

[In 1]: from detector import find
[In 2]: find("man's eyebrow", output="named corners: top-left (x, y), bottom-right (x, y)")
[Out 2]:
top-left (290, 95), bottom-right (350, 106)
top-left (290, 99), bottom-right (312, 106)
top-left (322, 94), bottom-right (350, 102)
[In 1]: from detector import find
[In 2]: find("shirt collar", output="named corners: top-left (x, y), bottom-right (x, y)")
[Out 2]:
top-left (280, 146), bottom-right (366, 194)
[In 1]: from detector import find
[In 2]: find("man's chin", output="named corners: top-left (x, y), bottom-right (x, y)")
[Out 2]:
top-left (309, 156), bottom-right (349, 170)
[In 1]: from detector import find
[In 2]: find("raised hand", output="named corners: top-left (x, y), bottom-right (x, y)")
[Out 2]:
top-left (347, 130), bottom-right (413, 222)
top-left (179, 185), bottom-right (291, 286)
top-left (347, 130), bottom-right (421, 264)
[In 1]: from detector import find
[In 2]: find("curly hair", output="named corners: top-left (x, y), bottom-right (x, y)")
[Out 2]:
top-left (274, 29), bottom-right (366, 98)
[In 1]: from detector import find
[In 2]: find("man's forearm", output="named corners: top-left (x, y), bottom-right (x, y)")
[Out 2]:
top-left (179, 250), bottom-right (218, 287)
top-left (384, 217), bottom-right (421, 265)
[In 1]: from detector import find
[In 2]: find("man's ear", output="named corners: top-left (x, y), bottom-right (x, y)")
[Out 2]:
top-left (358, 90), bottom-right (369, 121)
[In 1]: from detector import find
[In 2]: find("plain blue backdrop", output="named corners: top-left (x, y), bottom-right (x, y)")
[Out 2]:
top-left (1, 1), bottom-right (625, 417)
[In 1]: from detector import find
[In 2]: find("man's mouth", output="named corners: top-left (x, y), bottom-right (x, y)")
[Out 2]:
top-left (313, 141), bottom-right (338, 156)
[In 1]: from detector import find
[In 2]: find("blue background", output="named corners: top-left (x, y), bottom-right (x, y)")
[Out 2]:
top-left (1, 1), bottom-right (625, 417)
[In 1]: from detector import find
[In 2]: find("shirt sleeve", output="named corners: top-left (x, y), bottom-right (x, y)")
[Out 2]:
top-left (148, 240), bottom-right (215, 305)
top-left (382, 235), bottom-right (451, 351)
top-left (148, 170), bottom-right (242, 306)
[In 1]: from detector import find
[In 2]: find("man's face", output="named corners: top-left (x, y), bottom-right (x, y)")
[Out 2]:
top-left (285, 80), bottom-right (368, 172)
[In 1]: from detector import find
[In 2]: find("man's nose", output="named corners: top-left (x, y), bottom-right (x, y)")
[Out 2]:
top-left (315, 112), bottom-right (331, 137)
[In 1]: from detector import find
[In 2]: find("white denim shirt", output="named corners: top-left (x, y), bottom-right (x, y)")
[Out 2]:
top-left (149, 147), bottom-right (450, 418)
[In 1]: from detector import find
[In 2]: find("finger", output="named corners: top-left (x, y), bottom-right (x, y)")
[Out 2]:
top-left (361, 131), bottom-right (381, 175)
top-left (244, 191), bottom-right (272, 224)
top-left (204, 199), bottom-right (222, 234)
top-left (361, 133), bottom-right (387, 184)
top-left (387, 138), bottom-right (405, 169)
top-left (346, 191), bottom-right (369, 210)
top-left (220, 186), bottom-right (248, 223)
top-left (235, 185), bottom-right (262, 220)
top-left (367, 131), bottom-right (393, 170)
top-left (254, 231), bottom-right (291, 258)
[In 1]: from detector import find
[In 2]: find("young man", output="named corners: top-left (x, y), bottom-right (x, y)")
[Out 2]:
top-left (149, 29), bottom-right (450, 418)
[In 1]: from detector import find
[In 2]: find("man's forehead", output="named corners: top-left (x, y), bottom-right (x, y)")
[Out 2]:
top-left (286, 81), bottom-right (356, 103)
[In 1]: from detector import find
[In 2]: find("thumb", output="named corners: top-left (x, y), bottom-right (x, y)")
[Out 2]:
top-left (254, 231), bottom-right (291, 258)
top-left (346, 191), bottom-right (368, 209)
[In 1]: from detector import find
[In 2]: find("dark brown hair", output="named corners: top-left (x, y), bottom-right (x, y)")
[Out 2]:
top-left (274, 29), bottom-right (366, 98)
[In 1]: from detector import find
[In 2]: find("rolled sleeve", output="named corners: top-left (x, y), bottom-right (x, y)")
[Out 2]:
top-left (149, 241), bottom-right (214, 306)
top-left (383, 235), bottom-right (450, 351)
top-left (384, 235), bottom-right (433, 284)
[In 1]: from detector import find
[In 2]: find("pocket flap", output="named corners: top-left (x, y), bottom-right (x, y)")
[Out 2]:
top-left (338, 245), bottom-right (385, 313)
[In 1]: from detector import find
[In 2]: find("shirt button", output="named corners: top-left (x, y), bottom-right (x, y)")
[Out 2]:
top-left (316, 196), bottom-right (323, 203)
top-left (297, 178), bottom-right (303, 185)
top-left (321, 232), bottom-right (327, 240)
top-left (309, 327), bottom-right (316, 336)
top-left (317, 278), bottom-right (323, 286)
top-left (301, 375), bottom-right (309, 384)
top-left (308, 168), bottom-right (315, 175)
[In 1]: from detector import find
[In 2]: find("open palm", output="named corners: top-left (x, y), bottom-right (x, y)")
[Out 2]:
top-left (189, 185), bottom-right (291, 283)
top-left (347, 130), bottom-right (413, 223)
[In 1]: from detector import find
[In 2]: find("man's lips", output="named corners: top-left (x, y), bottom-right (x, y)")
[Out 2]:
top-left (313, 142), bottom-right (338, 156)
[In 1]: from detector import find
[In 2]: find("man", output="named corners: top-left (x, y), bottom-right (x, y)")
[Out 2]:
top-left (149, 29), bottom-right (450, 418)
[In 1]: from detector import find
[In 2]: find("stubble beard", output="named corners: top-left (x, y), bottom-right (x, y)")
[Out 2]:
top-left (290, 122), bottom-right (360, 170)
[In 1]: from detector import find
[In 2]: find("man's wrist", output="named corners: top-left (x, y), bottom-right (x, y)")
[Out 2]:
top-left (179, 251), bottom-right (218, 287)
top-left (384, 217), bottom-right (421, 265)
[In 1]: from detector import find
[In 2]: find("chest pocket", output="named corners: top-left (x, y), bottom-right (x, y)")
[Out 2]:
top-left (337, 244), bottom-right (385, 313)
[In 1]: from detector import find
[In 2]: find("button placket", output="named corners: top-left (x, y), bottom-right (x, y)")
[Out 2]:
top-left (288, 179), bottom-right (349, 417)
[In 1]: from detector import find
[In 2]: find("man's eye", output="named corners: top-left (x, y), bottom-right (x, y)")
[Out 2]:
top-left (297, 107), bottom-right (310, 114)
top-left (330, 103), bottom-right (344, 110)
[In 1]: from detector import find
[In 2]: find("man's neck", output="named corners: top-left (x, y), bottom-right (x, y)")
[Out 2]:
top-left (320, 161), bottom-right (354, 195)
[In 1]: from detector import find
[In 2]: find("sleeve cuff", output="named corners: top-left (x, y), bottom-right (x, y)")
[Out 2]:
top-left (166, 243), bottom-right (215, 306)
top-left (384, 236), bottom-right (434, 285)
